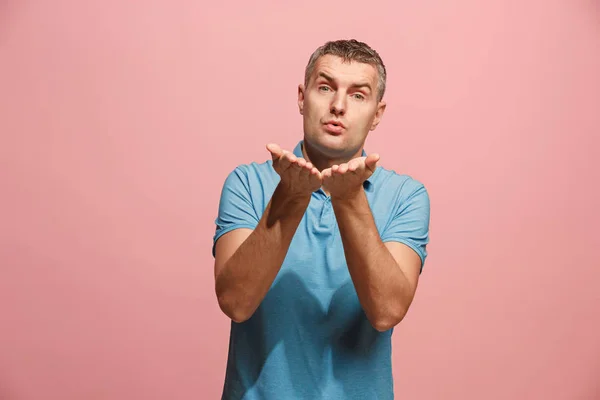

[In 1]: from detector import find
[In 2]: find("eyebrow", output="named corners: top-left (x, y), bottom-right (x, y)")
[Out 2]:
top-left (317, 72), bottom-right (373, 92)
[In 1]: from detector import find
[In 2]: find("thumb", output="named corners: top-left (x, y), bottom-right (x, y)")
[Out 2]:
top-left (365, 153), bottom-right (380, 172)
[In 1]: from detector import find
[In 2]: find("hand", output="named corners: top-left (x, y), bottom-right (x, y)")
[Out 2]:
top-left (322, 153), bottom-right (379, 199)
top-left (267, 143), bottom-right (322, 198)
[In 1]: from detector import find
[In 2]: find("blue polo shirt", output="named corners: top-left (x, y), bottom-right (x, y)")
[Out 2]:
top-left (213, 141), bottom-right (430, 400)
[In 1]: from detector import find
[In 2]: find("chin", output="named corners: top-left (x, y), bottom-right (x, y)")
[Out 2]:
top-left (309, 135), bottom-right (350, 157)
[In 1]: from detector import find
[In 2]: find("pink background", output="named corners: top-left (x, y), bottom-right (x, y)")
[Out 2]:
top-left (1, 1), bottom-right (599, 399)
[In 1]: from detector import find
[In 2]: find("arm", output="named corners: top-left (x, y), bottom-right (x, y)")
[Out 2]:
top-left (332, 187), bottom-right (422, 332)
top-left (213, 143), bottom-right (322, 323)
top-left (214, 185), bottom-right (309, 323)
top-left (322, 155), bottom-right (429, 332)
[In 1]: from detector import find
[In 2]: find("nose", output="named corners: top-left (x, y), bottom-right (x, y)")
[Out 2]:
top-left (330, 92), bottom-right (346, 116)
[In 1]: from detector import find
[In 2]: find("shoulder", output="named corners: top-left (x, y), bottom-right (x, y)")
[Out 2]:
top-left (225, 159), bottom-right (274, 178)
top-left (222, 160), bottom-right (279, 190)
top-left (372, 166), bottom-right (428, 201)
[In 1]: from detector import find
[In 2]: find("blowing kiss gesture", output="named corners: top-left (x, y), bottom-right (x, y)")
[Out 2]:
top-left (266, 143), bottom-right (379, 199)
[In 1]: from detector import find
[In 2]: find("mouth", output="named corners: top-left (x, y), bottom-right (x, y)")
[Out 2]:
top-left (323, 120), bottom-right (345, 135)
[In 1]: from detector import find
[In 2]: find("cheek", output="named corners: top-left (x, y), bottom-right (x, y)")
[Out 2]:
top-left (362, 108), bottom-right (378, 124)
top-left (350, 111), bottom-right (376, 132)
top-left (305, 100), bottom-right (323, 122)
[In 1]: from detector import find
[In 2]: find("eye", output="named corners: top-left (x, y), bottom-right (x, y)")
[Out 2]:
top-left (319, 86), bottom-right (331, 92)
top-left (352, 93), bottom-right (365, 100)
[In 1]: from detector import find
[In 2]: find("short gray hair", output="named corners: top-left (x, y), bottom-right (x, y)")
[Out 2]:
top-left (304, 39), bottom-right (387, 102)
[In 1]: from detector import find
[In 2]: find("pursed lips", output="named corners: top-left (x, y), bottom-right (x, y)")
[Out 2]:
top-left (323, 120), bottom-right (345, 134)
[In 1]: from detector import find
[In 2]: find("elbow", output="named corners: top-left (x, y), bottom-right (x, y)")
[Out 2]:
top-left (216, 290), bottom-right (254, 323)
top-left (227, 312), bottom-right (252, 324)
top-left (369, 308), bottom-right (408, 332)
top-left (371, 318), bottom-right (399, 332)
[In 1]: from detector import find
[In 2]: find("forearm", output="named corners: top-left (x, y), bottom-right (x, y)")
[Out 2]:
top-left (332, 188), bottom-right (414, 331)
top-left (216, 183), bottom-right (309, 322)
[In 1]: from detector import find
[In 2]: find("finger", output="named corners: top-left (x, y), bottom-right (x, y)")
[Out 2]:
top-left (303, 162), bottom-right (317, 178)
top-left (296, 158), bottom-right (307, 168)
top-left (298, 160), bottom-right (310, 179)
top-left (331, 165), bottom-right (339, 173)
top-left (309, 168), bottom-right (322, 186)
top-left (285, 152), bottom-right (298, 165)
top-left (321, 168), bottom-right (332, 179)
top-left (287, 154), bottom-right (301, 170)
top-left (337, 163), bottom-right (349, 174)
top-left (279, 151), bottom-right (294, 170)
top-left (266, 143), bottom-right (283, 161)
top-left (365, 153), bottom-right (380, 172)
top-left (347, 157), bottom-right (364, 173)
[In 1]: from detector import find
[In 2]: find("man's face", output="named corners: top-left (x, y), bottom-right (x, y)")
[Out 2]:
top-left (298, 54), bottom-right (386, 161)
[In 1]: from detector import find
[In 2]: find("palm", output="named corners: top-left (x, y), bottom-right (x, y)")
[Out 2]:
top-left (322, 154), bottom-right (379, 198)
top-left (267, 143), bottom-right (322, 196)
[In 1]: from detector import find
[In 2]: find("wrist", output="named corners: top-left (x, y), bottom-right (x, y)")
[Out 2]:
top-left (330, 186), bottom-right (367, 209)
top-left (278, 184), bottom-right (312, 202)
top-left (273, 183), bottom-right (311, 212)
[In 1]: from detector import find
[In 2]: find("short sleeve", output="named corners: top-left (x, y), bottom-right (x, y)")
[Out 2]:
top-left (380, 181), bottom-right (431, 271)
top-left (212, 166), bottom-right (260, 257)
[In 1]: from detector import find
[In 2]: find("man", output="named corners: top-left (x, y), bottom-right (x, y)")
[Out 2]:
top-left (212, 39), bottom-right (430, 400)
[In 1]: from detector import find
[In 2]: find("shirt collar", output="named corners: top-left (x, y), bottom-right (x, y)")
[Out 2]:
top-left (292, 140), bottom-right (379, 186)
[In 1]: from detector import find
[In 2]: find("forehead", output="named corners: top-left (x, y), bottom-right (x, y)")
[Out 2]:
top-left (310, 55), bottom-right (378, 85)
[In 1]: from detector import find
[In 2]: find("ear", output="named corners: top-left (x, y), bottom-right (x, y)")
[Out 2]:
top-left (298, 84), bottom-right (305, 115)
top-left (370, 101), bottom-right (387, 131)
